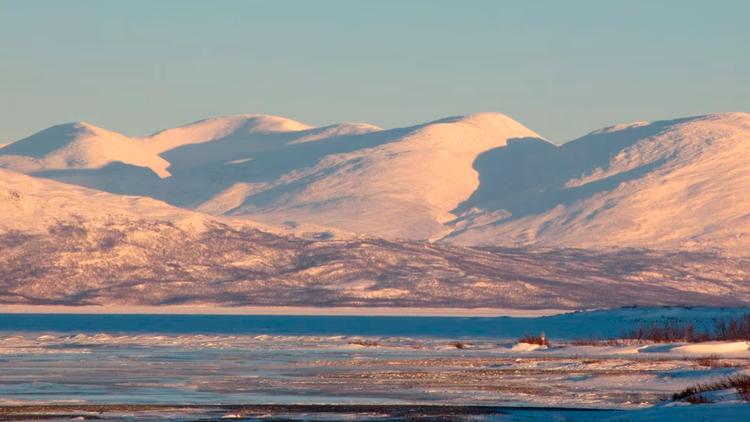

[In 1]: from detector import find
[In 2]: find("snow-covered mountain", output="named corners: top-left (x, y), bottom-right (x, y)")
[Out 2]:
top-left (448, 112), bottom-right (750, 253)
top-left (3, 115), bottom-right (750, 310)
top-left (0, 167), bottom-right (200, 232)
top-left (0, 113), bottom-right (543, 239)
top-left (1, 168), bottom-right (749, 309)
top-left (0, 122), bottom-right (171, 177)
top-left (2, 111), bottom-right (750, 255)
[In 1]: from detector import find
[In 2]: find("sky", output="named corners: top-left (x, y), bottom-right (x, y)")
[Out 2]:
top-left (1, 0), bottom-right (748, 144)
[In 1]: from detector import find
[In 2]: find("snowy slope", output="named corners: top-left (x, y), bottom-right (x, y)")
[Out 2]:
top-left (448, 112), bottom-right (750, 254)
top-left (1, 167), bottom-right (750, 308)
top-left (0, 168), bottom-right (209, 233)
top-left (0, 122), bottom-right (170, 177)
top-left (3, 112), bottom-right (750, 254)
top-left (1, 112), bottom-right (541, 240)
top-left (221, 113), bottom-right (543, 239)
top-left (145, 112), bottom-right (541, 239)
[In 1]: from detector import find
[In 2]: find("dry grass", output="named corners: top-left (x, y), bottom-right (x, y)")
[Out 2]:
top-left (695, 355), bottom-right (721, 368)
top-left (672, 374), bottom-right (750, 402)
top-left (347, 339), bottom-right (380, 347)
top-left (692, 354), bottom-right (741, 369)
top-left (570, 338), bottom-right (624, 346)
top-left (684, 394), bottom-right (713, 404)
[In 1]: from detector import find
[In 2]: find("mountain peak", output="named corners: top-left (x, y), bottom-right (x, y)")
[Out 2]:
top-left (0, 121), bottom-right (170, 178)
top-left (427, 112), bottom-right (524, 127)
top-left (459, 111), bottom-right (523, 123)
top-left (0, 121), bottom-right (118, 158)
top-left (695, 111), bottom-right (750, 121)
top-left (410, 112), bottom-right (543, 147)
top-left (229, 114), bottom-right (313, 133)
top-left (73, 120), bottom-right (100, 130)
top-left (673, 112), bottom-right (750, 132)
top-left (144, 114), bottom-right (313, 153)
top-left (52, 120), bottom-right (119, 135)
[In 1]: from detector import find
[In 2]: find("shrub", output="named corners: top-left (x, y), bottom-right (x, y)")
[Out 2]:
top-left (518, 333), bottom-right (550, 347)
top-left (737, 376), bottom-right (750, 401)
top-left (623, 313), bottom-right (750, 343)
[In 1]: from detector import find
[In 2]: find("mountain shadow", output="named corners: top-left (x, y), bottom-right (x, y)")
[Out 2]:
top-left (454, 117), bottom-right (682, 222)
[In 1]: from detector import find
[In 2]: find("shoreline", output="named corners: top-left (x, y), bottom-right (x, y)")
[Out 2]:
top-left (0, 403), bottom-right (615, 418)
top-left (0, 305), bottom-right (570, 317)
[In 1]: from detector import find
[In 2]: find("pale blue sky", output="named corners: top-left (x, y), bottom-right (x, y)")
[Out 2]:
top-left (1, 0), bottom-right (748, 143)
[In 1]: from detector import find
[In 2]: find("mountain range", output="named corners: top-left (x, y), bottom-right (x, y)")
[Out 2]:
top-left (1, 111), bottom-right (749, 309)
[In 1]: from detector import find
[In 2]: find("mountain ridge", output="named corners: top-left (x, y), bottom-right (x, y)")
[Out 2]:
top-left (2, 111), bottom-right (749, 254)
top-left (2, 112), bottom-right (750, 308)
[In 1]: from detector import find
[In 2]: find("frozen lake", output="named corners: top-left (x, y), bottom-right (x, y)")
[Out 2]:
top-left (0, 308), bottom-right (748, 420)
